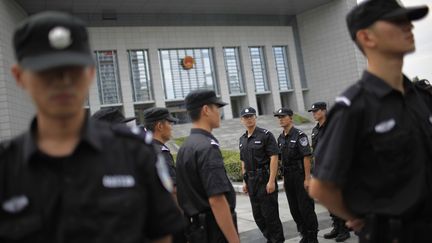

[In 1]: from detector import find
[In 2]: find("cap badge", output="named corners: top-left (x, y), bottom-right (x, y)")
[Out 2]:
top-left (245, 109), bottom-right (249, 112)
top-left (312, 105), bottom-right (315, 109)
top-left (279, 109), bottom-right (282, 113)
top-left (48, 26), bottom-right (72, 49)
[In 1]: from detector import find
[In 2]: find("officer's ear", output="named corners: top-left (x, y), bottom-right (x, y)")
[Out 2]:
top-left (356, 27), bottom-right (377, 51)
top-left (11, 64), bottom-right (26, 89)
top-left (156, 121), bottom-right (163, 131)
top-left (201, 104), bottom-right (210, 117)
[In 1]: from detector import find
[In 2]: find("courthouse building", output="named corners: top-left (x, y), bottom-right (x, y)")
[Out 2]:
top-left (0, 0), bottom-right (365, 139)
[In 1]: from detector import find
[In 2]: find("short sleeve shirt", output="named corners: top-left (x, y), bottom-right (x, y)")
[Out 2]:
top-left (153, 139), bottom-right (176, 185)
top-left (0, 118), bottom-right (183, 243)
top-left (314, 71), bottom-right (432, 217)
top-left (239, 127), bottom-right (279, 171)
top-left (277, 127), bottom-right (312, 165)
top-left (176, 128), bottom-right (236, 217)
top-left (311, 122), bottom-right (325, 152)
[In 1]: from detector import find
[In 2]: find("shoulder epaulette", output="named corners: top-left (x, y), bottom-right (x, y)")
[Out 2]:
top-left (414, 79), bottom-right (432, 95)
top-left (161, 145), bottom-right (170, 152)
top-left (334, 82), bottom-right (362, 107)
top-left (259, 128), bottom-right (270, 134)
top-left (111, 125), bottom-right (153, 145)
top-left (0, 140), bottom-right (12, 154)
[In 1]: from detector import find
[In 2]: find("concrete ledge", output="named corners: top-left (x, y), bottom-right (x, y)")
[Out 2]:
top-left (232, 181), bottom-right (285, 194)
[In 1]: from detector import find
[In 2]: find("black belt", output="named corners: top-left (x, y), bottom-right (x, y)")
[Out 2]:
top-left (282, 160), bottom-right (303, 172)
top-left (246, 168), bottom-right (269, 177)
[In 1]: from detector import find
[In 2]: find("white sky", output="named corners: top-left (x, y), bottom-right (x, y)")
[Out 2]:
top-left (357, 0), bottom-right (432, 80)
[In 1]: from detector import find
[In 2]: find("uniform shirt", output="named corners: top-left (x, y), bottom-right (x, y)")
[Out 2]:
top-left (277, 127), bottom-right (312, 166)
top-left (153, 139), bottom-right (176, 185)
top-left (311, 122), bottom-right (325, 152)
top-left (314, 71), bottom-right (432, 217)
top-left (239, 127), bottom-right (279, 172)
top-left (176, 128), bottom-right (236, 217)
top-left (0, 118), bottom-right (183, 243)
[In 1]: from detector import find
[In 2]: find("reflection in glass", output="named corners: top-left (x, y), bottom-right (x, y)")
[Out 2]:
top-left (249, 47), bottom-right (269, 92)
top-left (273, 46), bottom-right (293, 91)
top-left (223, 47), bottom-right (244, 94)
top-left (159, 48), bottom-right (218, 100)
top-left (128, 50), bottom-right (153, 102)
top-left (95, 50), bottom-right (122, 104)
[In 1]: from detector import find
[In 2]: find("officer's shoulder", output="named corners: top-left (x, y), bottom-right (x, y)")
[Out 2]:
top-left (257, 127), bottom-right (271, 135)
top-left (293, 127), bottom-right (306, 136)
top-left (111, 124), bottom-right (153, 145)
top-left (0, 139), bottom-right (12, 155)
top-left (334, 82), bottom-right (363, 108)
top-left (414, 79), bottom-right (432, 96)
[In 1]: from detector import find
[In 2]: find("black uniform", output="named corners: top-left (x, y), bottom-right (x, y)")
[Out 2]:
top-left (0, 118), bottom-right (183, 243)
top-left (278, 127), bottom-right (318, 240)
top-left (311, 123), bottom-right (324, 154)
top-left (240, 127), bottom-right (285, 243)
top-left (314, 71), bottom-right (432, 242)
top-left (176, 128), bottom-right (236, 243)
top-left (153, 140), bottom-right (176, 184)
top-left (312, 121), bottom-right (351, 240)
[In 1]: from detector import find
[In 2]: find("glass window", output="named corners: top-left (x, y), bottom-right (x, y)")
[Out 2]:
top-left (159, 48), bottom-right (218, 100)
top-left (95, 50), bottom-right (122, 105)
top-left (249, 47), bottom-right (269, 93)
top-left (273, 46), bottom-right (293, 91)
top-left (223, 47), bottom-right (244, 94)
top-left (128, 50), bottom-right (153, 102)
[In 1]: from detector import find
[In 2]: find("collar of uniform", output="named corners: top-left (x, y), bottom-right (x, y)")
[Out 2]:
top-left (23, 116), bottom-right (103, 164)
top-left (362, 71), bottom-right (413, 98)
top-left (283, 127), bottom-right (296, 137)
top-left (316, 121), bottom-right (326, 129)
top-left (243, 126), bottom-right (260, 138)
top-left (81, 118), bottom-right (104, 152)
top-left (153, 138), bottom-right (165, 147)
top-left (190, 128), bottom-right (218, 142)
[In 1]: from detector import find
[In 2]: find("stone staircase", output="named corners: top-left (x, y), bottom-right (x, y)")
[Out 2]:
top-left (169, 114), bottom-right (316, 152)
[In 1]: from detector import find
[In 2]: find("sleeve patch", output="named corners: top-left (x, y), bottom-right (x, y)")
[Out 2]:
top-left (299, 137), bottom-right (309, 147)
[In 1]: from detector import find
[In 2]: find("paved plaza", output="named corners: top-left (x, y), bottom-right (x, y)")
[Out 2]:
top-left (171, 114), bottom-right (359, 242)
top-left (236, 191), bottom-right (358, 242)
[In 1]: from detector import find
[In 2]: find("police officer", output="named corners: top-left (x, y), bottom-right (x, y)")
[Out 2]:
top-left (92, 107), bottom-right (137, 124)
top-left (274, 107), bottom-right (318, 243)
top-left (143, 107), bottom-right (179, 185)
top-left (0, 11), bottom-right (183, 243)
top-left (309, 102), bottom-right (350, 242)
top-left (143, 107), bottom-right (187, 243)
top-left (239, 107), bottom-right (285, 243)
top-left (309, 1), bottom-right (432, 242)
top-left (176, 90), bottom-right (239, 243)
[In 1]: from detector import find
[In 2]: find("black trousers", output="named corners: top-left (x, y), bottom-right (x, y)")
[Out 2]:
top-left (247, 177), bottom-right (285, 243)
top-left (283, 170), bottom-right (318, 234)
top-left (358, 217), bottom-right (432, 243)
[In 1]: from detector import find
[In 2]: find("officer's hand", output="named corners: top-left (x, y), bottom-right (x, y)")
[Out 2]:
top-left (242, 182), bottom-right (248, 194)
top-left (266, 181), bottom-right (275, 194)
top-left (304, 178), bottom-right (310, 191)
top-left (346, 218), bottom-right (365, 232)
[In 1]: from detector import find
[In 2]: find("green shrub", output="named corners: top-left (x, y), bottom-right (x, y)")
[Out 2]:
top-left (293, 113), bottom-right (310, 124)
top-left (174, 137), bottom-right (187, 146)
top-left (221, 150), bottom-right (242, 182)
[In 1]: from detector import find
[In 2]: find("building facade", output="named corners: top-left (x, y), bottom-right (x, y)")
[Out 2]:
top-left (0, 0), bottom-right (365, 140)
